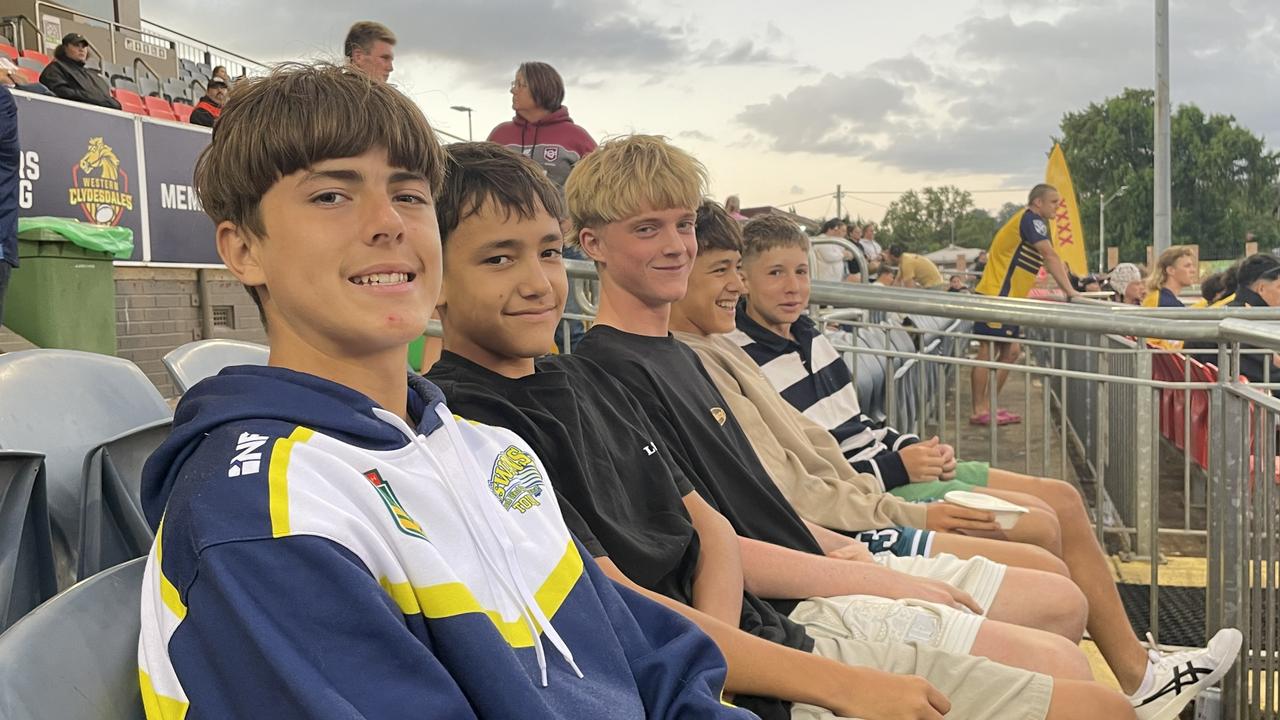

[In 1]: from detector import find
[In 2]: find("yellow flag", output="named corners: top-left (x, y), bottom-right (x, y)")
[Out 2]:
top-left (1044, 144), bottom-right (1088, 275)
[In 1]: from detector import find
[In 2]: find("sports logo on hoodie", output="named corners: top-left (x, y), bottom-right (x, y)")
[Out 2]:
top-left (490, 446), bottom-right (544, 513)
top-left (542, 146), bottom-right (560, 163)
top-left (364, 468), bottom-right (428, 540)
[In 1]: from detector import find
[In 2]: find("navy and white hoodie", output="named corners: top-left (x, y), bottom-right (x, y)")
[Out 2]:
top-left (137, 366), bottom-right (751, 720)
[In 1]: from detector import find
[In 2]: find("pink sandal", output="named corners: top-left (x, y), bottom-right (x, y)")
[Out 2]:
top-left (996, 409), bottom-right (1022, 425)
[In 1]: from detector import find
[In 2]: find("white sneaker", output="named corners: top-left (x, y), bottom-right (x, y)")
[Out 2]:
top-left (1131, 628), bottom-right (1243, 720)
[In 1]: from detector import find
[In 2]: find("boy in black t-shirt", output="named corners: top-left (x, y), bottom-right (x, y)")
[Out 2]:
top-left (430, 140), bottom-right (1138, 720)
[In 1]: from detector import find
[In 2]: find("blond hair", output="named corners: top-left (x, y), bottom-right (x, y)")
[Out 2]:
top-left (564, 134), bottom-right (707, 241)
top-left (344, 21), bottom-right (396, 58)
top-left (741, 214), bottom-right (809, 261)
top-left (1146, 245), bottom-right (1196, 293)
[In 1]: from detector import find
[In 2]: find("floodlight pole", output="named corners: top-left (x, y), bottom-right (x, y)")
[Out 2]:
top-left (1154, 0), bottom-right (1172, 255)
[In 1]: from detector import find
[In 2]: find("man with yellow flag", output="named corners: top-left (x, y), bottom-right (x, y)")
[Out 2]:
top-left (970, 183), bottom-right (1080, 426)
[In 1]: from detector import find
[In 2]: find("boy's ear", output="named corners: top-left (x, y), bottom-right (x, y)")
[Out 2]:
top-left (215, 221), bottom-right (267, 291)
top-left (577, 226), bottom-right (604, 264)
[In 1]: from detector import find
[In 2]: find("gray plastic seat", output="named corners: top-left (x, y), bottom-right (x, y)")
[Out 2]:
top-left (16, 56), bottom-right (44, 72)
top-left (111, 76), bottom-right (138, 94)
top-left (163, 339), bottom-right (269, 394)
top-left (0, 351), bottom-right (171, 581)
top-left (137, 75), bottom-right (160, 98)
top-left (0, 557), bottom-right (146, 720)
top-left (78, 419), bottom-right (170, 578)
top-left (0, 451), bottom-right (57, 631)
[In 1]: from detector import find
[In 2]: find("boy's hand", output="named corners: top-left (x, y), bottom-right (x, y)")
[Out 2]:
top-left (887, 573), bottom-right (983, 614)
top-left (827, 542), bottom-right (875, 563)
top-left (926, 503), bottom-right (1000, 533)
top-left (901, 437), bottom-right (946, 482)
top-left (830, 667), bottom-right (951, 720)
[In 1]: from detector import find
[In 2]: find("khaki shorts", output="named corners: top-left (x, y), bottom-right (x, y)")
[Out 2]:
top-left (791, 635), bottom-right (1053, 720)
top-left (789, 595), bottom-right (984, 656)
top-left (875, 552), bottom-right (1007, 613)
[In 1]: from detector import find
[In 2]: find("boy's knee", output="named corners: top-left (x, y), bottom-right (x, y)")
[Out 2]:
top-left (1039, 574), bottom-right (1088, 642)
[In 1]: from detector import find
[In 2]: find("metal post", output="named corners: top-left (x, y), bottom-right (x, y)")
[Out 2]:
top-left (1099, 196), bottom-right (1106, 275)
top-left (1154, 0), bottom-right (1172, 256)
top-left (1134, 346), bottom-right (1155, 557)
top-left (835, 184), bottom-right (842, 220)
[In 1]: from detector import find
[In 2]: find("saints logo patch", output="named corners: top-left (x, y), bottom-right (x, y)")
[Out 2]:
top-left (364, 469), bottom-right (427, 540)
top-left (490, 446), bottom-right (544, 513)
top-left (1032, 219), bottom-right (1048, 237)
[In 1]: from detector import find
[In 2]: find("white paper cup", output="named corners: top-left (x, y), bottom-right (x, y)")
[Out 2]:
top-left (943, 490), bottom-right (1030, 530)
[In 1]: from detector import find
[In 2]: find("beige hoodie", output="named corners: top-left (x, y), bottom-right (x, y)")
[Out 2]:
top-left (674, 331), bottom-right (929, 531)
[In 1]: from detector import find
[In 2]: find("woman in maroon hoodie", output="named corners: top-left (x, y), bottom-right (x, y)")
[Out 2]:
top-left (488, 62), bottom-right (596, 189)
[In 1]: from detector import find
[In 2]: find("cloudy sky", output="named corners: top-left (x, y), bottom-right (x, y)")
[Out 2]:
top-left (146, 0), bottom-right (1279, 222)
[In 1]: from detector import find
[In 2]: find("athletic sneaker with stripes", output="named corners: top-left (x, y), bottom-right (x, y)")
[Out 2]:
top-left (1130, 627), bottom-right (1243, 720)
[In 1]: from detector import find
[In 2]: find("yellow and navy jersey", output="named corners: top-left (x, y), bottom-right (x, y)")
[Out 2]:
top-left (976, 209), bottom-right (1051, 299)
top-left (137, 367), bottom-right (750, 720)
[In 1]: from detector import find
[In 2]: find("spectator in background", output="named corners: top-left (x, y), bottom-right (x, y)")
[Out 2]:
top-left (973, 250), bottom-right (988, 274)
top-left (1188, 254), bottom-right (1280, 393)
top-left (811, 218), bottom-right (852, 283)
top-left (724, 194), bottom-right (747, 221)
top-left (344, 21), bottom-right (396, 83)
top-left (488, 61), bottom-right (596, 190)
top-left (211, 65), bottom-right (231, 84)
top-left (1071, 274), bottom-right (1104, 295)
top-left (1197, 265), bottom-right (1238, 307)
top-left (39, 33), bottom-right (119, 109)
top-left (947, 274), bottom-right (969, 293)
top-left (0, 86), bottom-right (16, 327)
top-left (1108, 263), bottom-right (1144, 305)
top-left (188, 76), bottom-right (228, 128)
top-left (1143, 245), bottom-right (1197, 308)
top-left (884, 244), bottom-right (945, 290)
top-left (0, 56), bottom-right (52, 95)
top-left (489, 60), bottom-right (597, 354)
top-left (858, 223), bottom-right (883, 272)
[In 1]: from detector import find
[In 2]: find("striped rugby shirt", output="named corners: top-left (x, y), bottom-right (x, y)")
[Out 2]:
top-left (730, 308), bottom-right (919, 490)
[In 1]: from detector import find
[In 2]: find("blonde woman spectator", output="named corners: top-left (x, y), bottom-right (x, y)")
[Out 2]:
top-left (724, 194), bottom-right (747, 221)
top-left (1142, 246), bottom-right (1197, 307)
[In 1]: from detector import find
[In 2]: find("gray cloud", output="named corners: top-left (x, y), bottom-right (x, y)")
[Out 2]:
top-left (790, 185), bottom-right (806, 195)
top-left (147, 0), bottom-right (786, 83)
top-left (678, 129), bottom-right (715, 142)
top-left (736, 0), bottom-right (1280, 177)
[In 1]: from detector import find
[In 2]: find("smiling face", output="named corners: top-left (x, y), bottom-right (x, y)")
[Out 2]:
top-left (579, 206), bottom-right (698, 310)
top-left (742, 244), bottom-right (810, 338)
top-left (215, 148), bottom-right (439, 366)
top-left (438, 198), bottom-right (566, 377)
top-left (671, 249), bottom-right (744, 336)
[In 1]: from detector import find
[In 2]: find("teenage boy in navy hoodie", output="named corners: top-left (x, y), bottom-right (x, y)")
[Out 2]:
top-left (135, 64), bottom-right (751, 720)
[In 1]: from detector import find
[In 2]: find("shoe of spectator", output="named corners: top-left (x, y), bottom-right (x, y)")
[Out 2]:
top-left (995, 408), bottom-right (1022, 425)
top-left (1130, 628), bottom-right (1242, 720)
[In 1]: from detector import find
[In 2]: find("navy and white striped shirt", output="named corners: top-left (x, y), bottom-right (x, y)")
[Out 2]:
top-left (730, 308), bottom-right (919, 490)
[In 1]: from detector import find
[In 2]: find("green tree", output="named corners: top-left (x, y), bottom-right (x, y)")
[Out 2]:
top-left (1056, 88), bottom-right (1280, 265)
top-left (995, 202), bottom-right (1023, 226)
top-left (880, 186), bottom-right (990, 252)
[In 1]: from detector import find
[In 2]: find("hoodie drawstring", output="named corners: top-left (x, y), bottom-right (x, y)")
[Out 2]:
top-left (371, 407), bottom-right (583, 687)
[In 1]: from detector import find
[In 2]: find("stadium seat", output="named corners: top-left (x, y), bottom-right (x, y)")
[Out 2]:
top-left (77, 419), bottom-right (169, 579)
top-left (18, 49), bottom-right (49, 66)
top-left (179, 58), bottom-right (196, 74)
top-left (15, 56), bottom-right (44, 72)
top-left (138, 74), bottom-right (160, 98)
top-left (14, 68), bottom-right (39, 85)
top-left (143, 95), bottom-right (177, 121)
top-left (0, 350), bottom-right (172, 582)
top-left (111, 75), bottom-right (138, 93)
top-left (0, 43), bottom-right (17, 61)
top-left (112, 88), bottom-right (146, 115)
top-left (163, 339), bottom-right (269, 394)
top-left (171, 101), bottom-right (193, 123)
top-left (0, 451), bottom-right (57, 631)
top-left (0, 557), bottom-right (146, 720)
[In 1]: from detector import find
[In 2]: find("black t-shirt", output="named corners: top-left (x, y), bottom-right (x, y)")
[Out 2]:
top-left (428, 351), bottom-right (807, 720)
top-left (575, 326), bottom-right (827, 612)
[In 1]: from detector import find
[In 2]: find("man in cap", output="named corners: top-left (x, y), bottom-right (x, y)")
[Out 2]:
top-left (189, 76), bottom-right (228, 127)
top-left (38, 33), bottom-right (119, 109)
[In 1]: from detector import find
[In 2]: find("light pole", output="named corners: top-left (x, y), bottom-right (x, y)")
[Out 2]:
top-left (1099, 185), bottom-right (1128, 273)
top-left (450, 105), bottom-right (474, 141)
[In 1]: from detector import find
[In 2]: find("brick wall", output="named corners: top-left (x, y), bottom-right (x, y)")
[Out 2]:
top-left (115, 267), bottom-right (267, 398)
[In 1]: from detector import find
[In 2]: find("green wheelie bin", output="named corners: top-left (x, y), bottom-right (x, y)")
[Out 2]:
top-left (5, 217), bottom-right (133, 355)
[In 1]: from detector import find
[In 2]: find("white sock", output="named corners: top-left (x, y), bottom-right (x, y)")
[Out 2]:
top-left (1130, 657), bottom-right (1157, 698)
